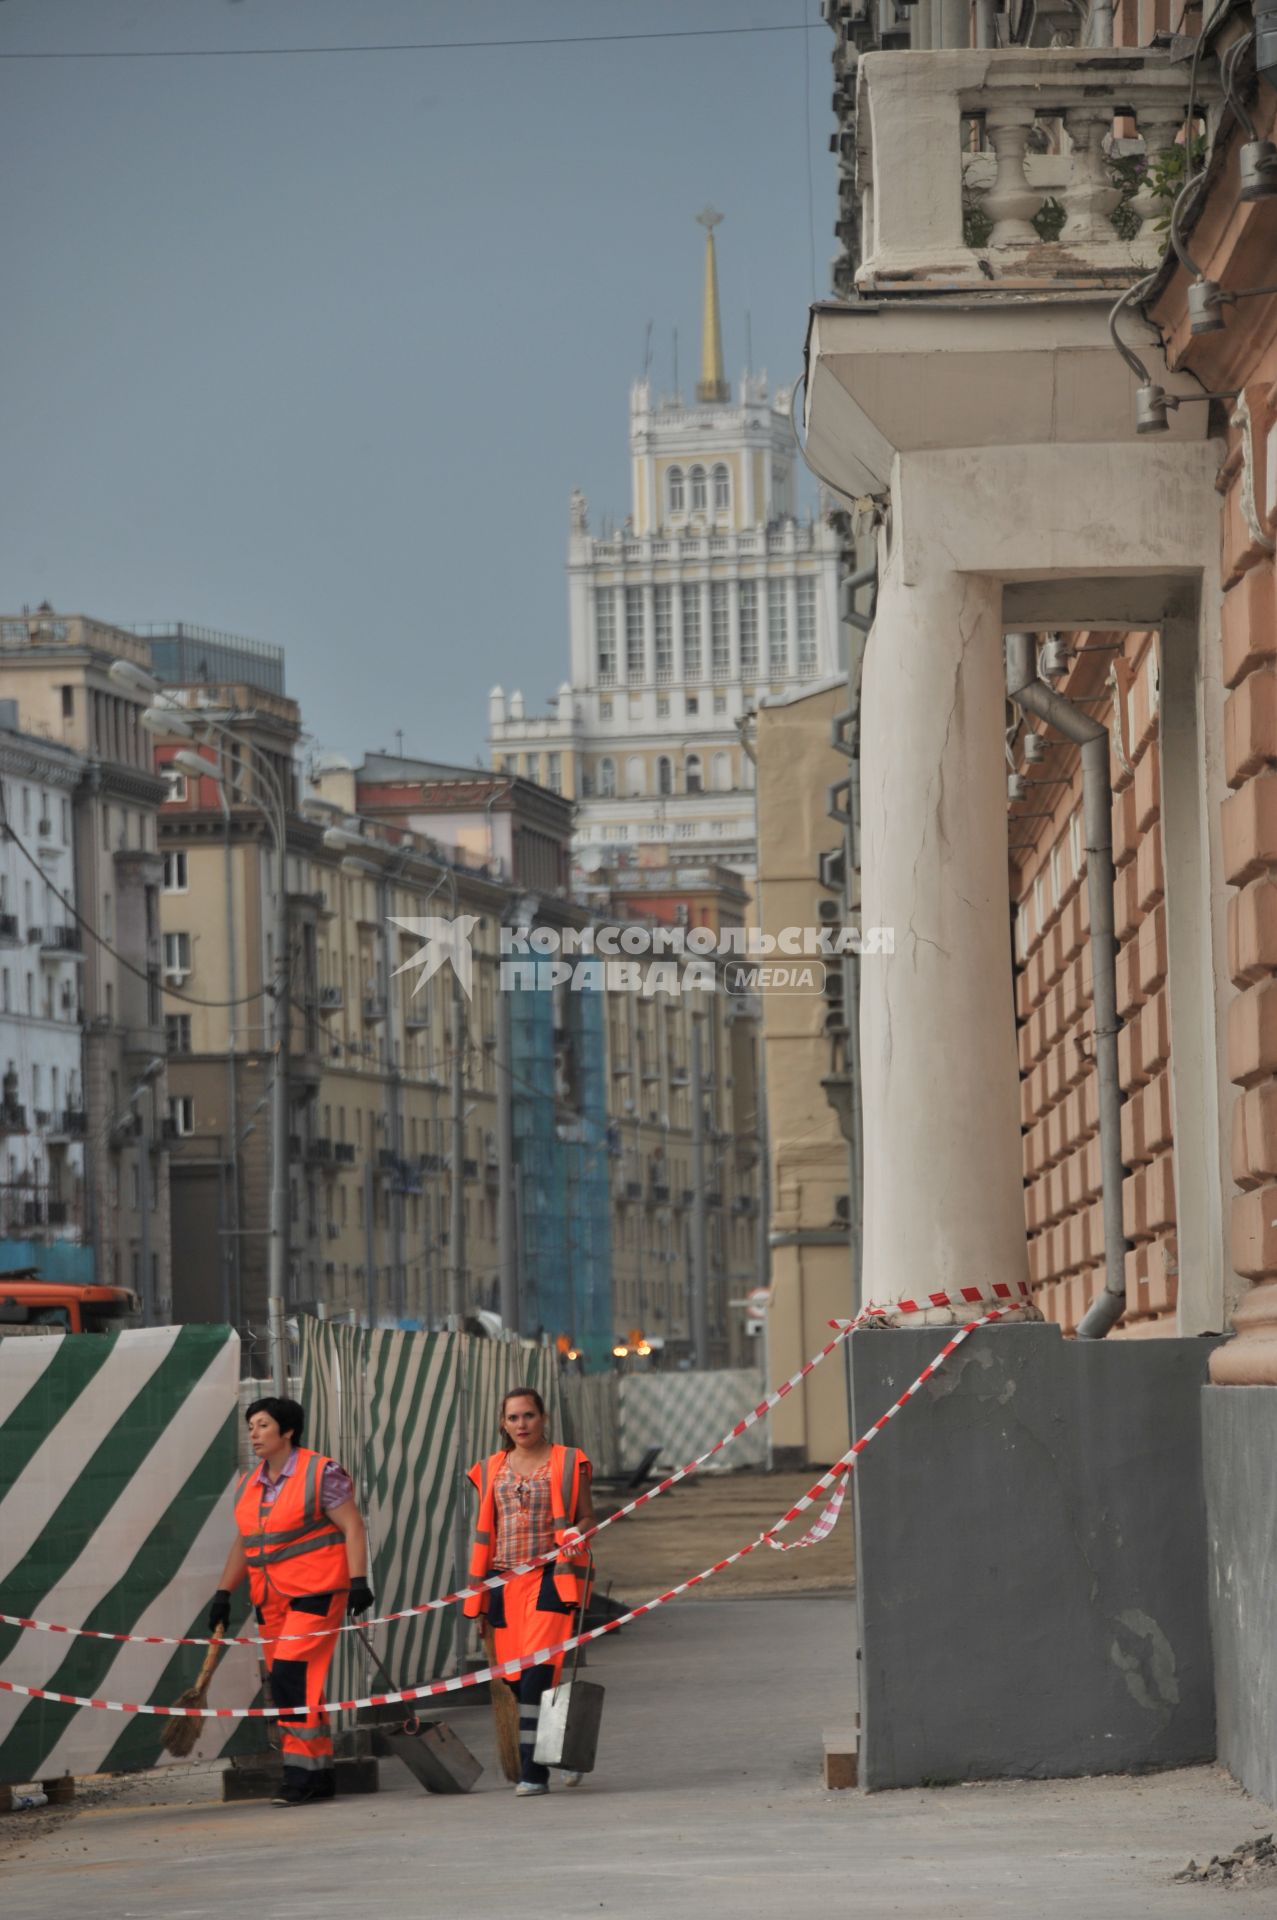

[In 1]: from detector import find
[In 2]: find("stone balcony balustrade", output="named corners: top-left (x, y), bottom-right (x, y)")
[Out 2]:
top-left (854, 48), bottom-right (1219, 293)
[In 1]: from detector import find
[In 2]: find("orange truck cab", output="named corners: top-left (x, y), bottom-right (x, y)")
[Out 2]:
top-left (0, 1273), bottom-right (141, 1335)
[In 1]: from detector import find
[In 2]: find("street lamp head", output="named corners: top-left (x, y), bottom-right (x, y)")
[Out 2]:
top-left (109, 657), bottom-right (159, 697)
top-left (141, 1056), bottom-right (165, 1083)
top-left (173, 748), bottom-right (217, 781)
top-left (323, 825), bottom-right (365, 853)
top-left (141, 704), bottom-right (193, 740)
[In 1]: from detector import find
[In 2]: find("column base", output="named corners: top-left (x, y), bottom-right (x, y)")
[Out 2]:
top-left (1210, 1282), bottom-right (1277, 1384)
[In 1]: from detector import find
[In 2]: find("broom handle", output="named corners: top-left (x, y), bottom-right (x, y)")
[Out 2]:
top-left (194, 1625), bottom-right (225, 1692)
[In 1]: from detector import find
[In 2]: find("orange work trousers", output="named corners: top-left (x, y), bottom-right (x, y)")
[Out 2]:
top-left (258, 1588), bottom-right (345, 1782)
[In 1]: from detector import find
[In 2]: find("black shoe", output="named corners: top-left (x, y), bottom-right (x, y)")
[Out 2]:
top-left (271, 1773), bottom-right (335, 1807)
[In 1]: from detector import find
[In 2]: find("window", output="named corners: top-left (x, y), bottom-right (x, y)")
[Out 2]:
top-left (1070, 810), bottom-right (1085, 876)
top-left (163, 931), bottom-right (192, 981)
top-left (713, 464), bottom-right (731, 513)
top-left (545, 752), bottom-right (561, 794)
top-left (165, 1014), bottom-right (192, 1054)
top-left (163, 850), bottom-right (188, 892)
top-left (685, 754), bottom-right (703, 794)
top-left (710, 583), bottom-right (731, 679)
top-left (657, 756), bottom-right (673, 796)
top-left (796, 578), bottom-right (818, 675)
top-left (682, 586), bottom-right (702, 678)
top-left (653, 586), bottom-right (673, 682)
top-left (626, 755), bottom-right (646, 797)
top-left (767, 580), bottom-right (789, 676)
top-left (689, 465), bottom-right (708, 512)
top-left (713, 692), bottom-right (727, 714)
top-left (60, 686), bottom-right (74, 721)
top-left (599, 697), bottom-right (612, 720)
top-left (625, 587), bottom-right (645, 683)
top-left (21, 788), bottom-right (29, 833)
top-left (595, 589), bottom-right (617, 685)
top-left (169, 1095), bottom-right (195, 1137)
top-left (712, 751), bottom-right (732, 792)
top-left (667, 467), bottom-right (685, 515)
top-left (60, 797), bottom-right (69, 845)
top-left (599, 757), bottom-right (617, 799)
top-left (162, 769), bottom-right (188, 806)
top-left (739, 582), bottom-right (759, 674)
top-left (686, 693), bottom-right (699, 715)
top-left (656, 694), bottom-right (670, 717)
top-left (1033, 873), bottom-right (1045, 929)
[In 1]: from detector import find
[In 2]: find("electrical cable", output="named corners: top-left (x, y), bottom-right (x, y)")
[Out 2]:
top-left (0, 22), bottom-right (824, 62)
top-left (0, 801), bottom-right (275, 1010)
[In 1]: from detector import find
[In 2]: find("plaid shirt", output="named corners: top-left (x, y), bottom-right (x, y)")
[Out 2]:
top-left (492, 1458), bottom-right (554, 1568)
top-left (253, 1448), bottom-right (354, 1512)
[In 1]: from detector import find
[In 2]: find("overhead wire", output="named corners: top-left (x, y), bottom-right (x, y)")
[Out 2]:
top-left (0, 22), bottom-right (824, 62)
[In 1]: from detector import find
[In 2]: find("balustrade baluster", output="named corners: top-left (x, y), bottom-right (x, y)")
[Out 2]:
top-left (983, 106), bottom-right (1045, 246)
top-left (1059, 106), bottom-right (1124, 245)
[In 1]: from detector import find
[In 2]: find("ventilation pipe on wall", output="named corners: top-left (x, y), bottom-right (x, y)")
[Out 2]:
top-left (1005, 633), bottom-right (1127, 1339)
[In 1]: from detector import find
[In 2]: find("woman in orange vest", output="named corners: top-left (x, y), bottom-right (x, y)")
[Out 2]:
top-left (465, 1385), bottom-right (594, 1795)
top-left (207, 1396), bottom-right (372, 1807)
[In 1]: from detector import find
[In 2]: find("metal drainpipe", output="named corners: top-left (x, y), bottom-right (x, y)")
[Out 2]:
top-left (832, 557), bottom-right (877, 1307)
top-left (1004, 633), bottom-right (1126, 1338)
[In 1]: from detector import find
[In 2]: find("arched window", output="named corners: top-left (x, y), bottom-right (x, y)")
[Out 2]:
top-left (712, 464), bottom-right (730, 513)
top-left (657, 756), bottom-right (673, 797)
top-left (689, 466), bottom-right (707, 513)
top-left (599, 757), bottom-right (617, 798)
top-left (711, 750), bottom-right (731, 792)
top-left (626, 755), bottom-right (646, 797)
top-left (667, 467), bottom-right (685, 514)
top-left (685, 753), bottom-right (702, 794)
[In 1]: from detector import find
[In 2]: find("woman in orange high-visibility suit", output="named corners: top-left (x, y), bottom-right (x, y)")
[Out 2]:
top-left (207, 1397), bottom-right (372, 1807)
top-left (465, 1386), bottom-right (594, 1796)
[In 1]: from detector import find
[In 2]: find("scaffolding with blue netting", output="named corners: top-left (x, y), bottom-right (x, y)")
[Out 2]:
top-left (509, 975), bottom-right (613, 1371)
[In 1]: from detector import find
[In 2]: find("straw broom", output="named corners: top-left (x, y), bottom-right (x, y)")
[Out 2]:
top-left (160, 1626), bottom-right (225, 1758)
top-left (482, 1627), bottom-right (521, 1782)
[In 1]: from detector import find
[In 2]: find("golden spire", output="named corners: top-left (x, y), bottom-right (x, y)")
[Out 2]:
top-left (695, 207), bottom-right (729, 405)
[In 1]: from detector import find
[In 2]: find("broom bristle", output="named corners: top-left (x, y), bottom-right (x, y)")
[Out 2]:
top-left (483, 1629), bottom-right (522, 1782)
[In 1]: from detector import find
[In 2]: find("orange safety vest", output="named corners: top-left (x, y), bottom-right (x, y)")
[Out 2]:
top-left (463, 1443), bottom-right (589, 1620)
top-left (234, 1446), bottom-right (350, 1604)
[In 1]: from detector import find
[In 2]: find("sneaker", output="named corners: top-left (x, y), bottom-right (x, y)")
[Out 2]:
top-left (514, 1781), bottom-right (550, 1797)
top-left (559, 1771), bottom-right (583, 1788)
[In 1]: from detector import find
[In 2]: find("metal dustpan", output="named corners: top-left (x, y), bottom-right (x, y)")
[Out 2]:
top-left (534, 1554), bottom-right (605, 1775)
top-left (356, 1629), bottom-right (483, 1794)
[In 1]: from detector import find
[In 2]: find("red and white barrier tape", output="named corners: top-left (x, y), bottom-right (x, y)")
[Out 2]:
top-left (0, 1309), bottom-right (1006, 1718)
top-left (0, 1304), bottom-right (874, 1651)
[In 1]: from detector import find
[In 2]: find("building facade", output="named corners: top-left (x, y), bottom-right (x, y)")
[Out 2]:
top-left (488, 217), bottom-right (842, 883)
top-left (0, 612), bottom-right (171, 1312)
top-left (801, 0), bottom-right (1277, 1800)
top-left (155, 675), bottom-right (761, 1369)
top-left (0, 711), bottom-right (90, 1281)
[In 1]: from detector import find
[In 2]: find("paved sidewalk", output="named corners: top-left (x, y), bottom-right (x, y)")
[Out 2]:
top-left (3, 1595), bottom-right (1273, 1920)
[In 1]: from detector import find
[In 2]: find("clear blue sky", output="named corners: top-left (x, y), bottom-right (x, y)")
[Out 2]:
top-left (0, 1), bottom-right (832, 768)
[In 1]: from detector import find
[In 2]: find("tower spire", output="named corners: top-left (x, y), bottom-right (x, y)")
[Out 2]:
top-left (695, 207), bottom-right (729, 405)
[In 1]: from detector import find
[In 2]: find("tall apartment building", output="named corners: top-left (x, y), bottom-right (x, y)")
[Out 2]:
top-left (0, 708), bottom-right (90, 1280)
top-left (487, 216), bottom-right (842, 883)
top-left (0, 612), bottom-right (171, 1312)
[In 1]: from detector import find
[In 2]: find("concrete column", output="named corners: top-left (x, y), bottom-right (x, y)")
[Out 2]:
top-left (671, 573), bottom-right (684, 687)
top-left (728, 571), bottom-right (742, 683)
top-left (859, 556), bottom-right (1031, 1320)
top-left (939, 0), bottom-right (971, 45)
top-left (784, 575), bottom-right (799, 680)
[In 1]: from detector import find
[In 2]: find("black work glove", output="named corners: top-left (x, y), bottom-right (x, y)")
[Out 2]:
top-left (347, 1578), bottom-right (374, 1619)
top-left (207, 1590), bottom-right (232, 1635)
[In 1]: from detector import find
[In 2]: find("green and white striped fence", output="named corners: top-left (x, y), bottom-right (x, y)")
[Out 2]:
top-left (298, 1320), bottom-right (562, 1703)
top-left (0, 1324), bottom-right (254, 1786)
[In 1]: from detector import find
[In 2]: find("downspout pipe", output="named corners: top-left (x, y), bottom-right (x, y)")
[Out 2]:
top-left (1005, 633), bottom-right (1127, 1338)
